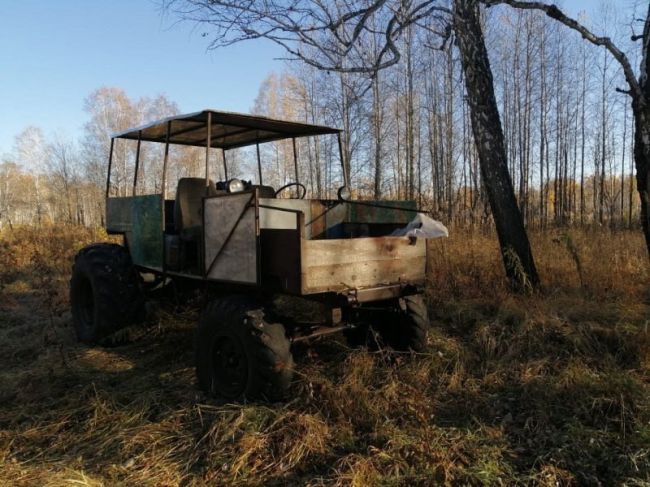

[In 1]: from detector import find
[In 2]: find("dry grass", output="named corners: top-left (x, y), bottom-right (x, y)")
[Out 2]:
top-left (0, 225), bottom-right (648, 485)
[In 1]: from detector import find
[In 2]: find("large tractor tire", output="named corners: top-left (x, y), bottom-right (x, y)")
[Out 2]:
top-left (70, 243), bottom-right (145, 344)
top-left (384, 294), bottom-right (429, 352)
top-left (347, 294), bottom-right (429, 352)
top-left (195, 296), bottom-right (294, 402)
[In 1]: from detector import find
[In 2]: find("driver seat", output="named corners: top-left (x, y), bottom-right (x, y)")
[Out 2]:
top-left (174, 177), bottom-right (218, 238)
top-left (171, 178), bottom-right (219, 273)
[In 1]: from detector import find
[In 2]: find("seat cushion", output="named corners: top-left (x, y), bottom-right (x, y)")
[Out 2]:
top-left (174, 178), bottom-right (218, 233)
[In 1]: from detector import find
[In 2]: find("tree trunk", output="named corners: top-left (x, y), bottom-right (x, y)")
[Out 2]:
top-left (482, 0), bottom-right (650, 257)
top-left (454, 0), bottom-right (540, 290)
top-left (633, 102), bottom-right (650, 255)
top-left (634, 9), bottom-right (650, 254)
top-left (372, 76), bottom-right (382, 199)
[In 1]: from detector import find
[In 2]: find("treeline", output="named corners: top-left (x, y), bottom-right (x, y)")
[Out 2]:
top-left (0, 88), bottom-right (184, 228)
top-left (0, 2), bottom-right (640, 230)
top-left (248, 2), bottom-right (640, 228)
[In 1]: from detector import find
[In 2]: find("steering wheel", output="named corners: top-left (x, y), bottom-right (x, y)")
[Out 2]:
top-left (274, 182), bottom-right (307, 199)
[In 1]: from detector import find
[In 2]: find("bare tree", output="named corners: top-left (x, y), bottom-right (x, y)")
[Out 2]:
top-left (454, 0), bottom-right (539, 289)
top-left (47, 135), bottom-right (78, 223)
top-left (483, 0), bottom-right (650, 256)
top-left (13, 127), bottom-right (48, 225)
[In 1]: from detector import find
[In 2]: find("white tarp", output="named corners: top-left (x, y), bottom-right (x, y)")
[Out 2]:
top-left (390, 213), bottom-right (449, 238)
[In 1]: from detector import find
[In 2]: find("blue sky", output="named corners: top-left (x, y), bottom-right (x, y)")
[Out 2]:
top-left (0, 0), bottom-right (599, 156)
top-left (0, 0), bottom-right (284, 154)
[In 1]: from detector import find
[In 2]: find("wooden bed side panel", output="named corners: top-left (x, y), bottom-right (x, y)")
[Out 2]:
top-left (300, 237), bottom-right (426, 294)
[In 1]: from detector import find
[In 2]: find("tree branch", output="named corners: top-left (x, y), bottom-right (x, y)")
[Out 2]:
top-left (482, 0), bottom-right (643, 101)
top-left (163, 0), bottom-right (453, 74)
top-left (616, 87), bottom-right (633, 96)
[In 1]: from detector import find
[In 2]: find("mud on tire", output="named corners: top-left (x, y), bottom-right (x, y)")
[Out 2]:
top-left (70, 243), bottom-right (145, 344)
top-left (195, 295), bottom-right (294, 402)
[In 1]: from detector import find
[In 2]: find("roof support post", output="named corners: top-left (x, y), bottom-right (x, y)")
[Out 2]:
top-left (337, 132), bottom-right (349, 189)
top-left (205, 112), bottom-right (212, 192)
top-left (162, 121), bottom-right (171, 199)
top-left (105, 138), bottom-right (114, 198)
top-left (132, 130), bottom-right (142, 197)
top-left (222, 149), bottom-right (229, 180)
top-left (292, 137), bottom-right (300, 198)
top-left (256, 142), bottom-right (263, 185)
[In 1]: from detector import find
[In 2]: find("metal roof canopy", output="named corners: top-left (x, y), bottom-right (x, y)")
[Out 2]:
top-left (112, 109), bottom-right (341, 150)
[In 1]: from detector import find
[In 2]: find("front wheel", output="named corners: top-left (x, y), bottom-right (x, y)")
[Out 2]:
top-left (195, 296), bottom-right (294, 401)
top-left (70, 243), bottom-right (145, 344)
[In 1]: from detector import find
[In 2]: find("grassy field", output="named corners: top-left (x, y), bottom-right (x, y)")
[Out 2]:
top-left (0, 225), bottom-right (648, 486)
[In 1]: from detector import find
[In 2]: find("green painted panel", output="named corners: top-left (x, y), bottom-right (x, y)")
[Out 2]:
top-left (345, 200), bottom-right (417, 224)
top-left (106, 197), bottom-right (134, 233)
top-left (106, 195), bottom-right (163, 268)
top-left (131, 195), bottom-right (163, 268)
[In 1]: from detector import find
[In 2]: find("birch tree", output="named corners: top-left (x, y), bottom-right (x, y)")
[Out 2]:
top-left (483, 0), bottom-right (650, 257)
top-left (454, 0), bottom-right (538, 288)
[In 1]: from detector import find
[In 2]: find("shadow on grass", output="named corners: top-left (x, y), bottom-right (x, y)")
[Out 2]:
top-left (430, 298), bottom-right (650, 485)
top-left (0, 287), bottom-right (648, 486)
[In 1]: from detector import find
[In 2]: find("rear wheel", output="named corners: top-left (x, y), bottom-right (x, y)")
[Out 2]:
top-left (195, 296), bottom-right (294, 401)
top-left (346, 295), bottom-right (429, 352)
top-left (384, 294), bottom-right (429, 352)
top-left (70, 243), bottom-right (145, 344)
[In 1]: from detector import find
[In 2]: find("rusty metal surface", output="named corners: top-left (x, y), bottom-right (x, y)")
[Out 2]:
top-left (345, 200), bottom-right (417, 224)
top-left (203, 191), bottom-right (259, 284)
top-left (346, 284), bottom-right (414, 304)
top-left (111, 109), bottom-right (341, 150)
top-left (106, 195), bottom-right (163, 268)
top-left (309, 201), bottom-right (327, 238)
top-left (106, 197), bottom-right (134, 233)
top-left (307, 200), bottom-right (417, 238)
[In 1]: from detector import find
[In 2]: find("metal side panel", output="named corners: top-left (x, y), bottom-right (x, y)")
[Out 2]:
top-left (106, 197), bottom-right (134, 234)
top-left (259, 198), bottom-right (312, 238)
top-left (203, 191), bottom-right (259, 285)
top-left (106, 195), bottom-right (163, 268)
top-left (345, 200), bottom-right (417, 224)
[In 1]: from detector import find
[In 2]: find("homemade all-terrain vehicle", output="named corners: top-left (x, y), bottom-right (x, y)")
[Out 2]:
top-left (70, 110), bottom-right (430, 401)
